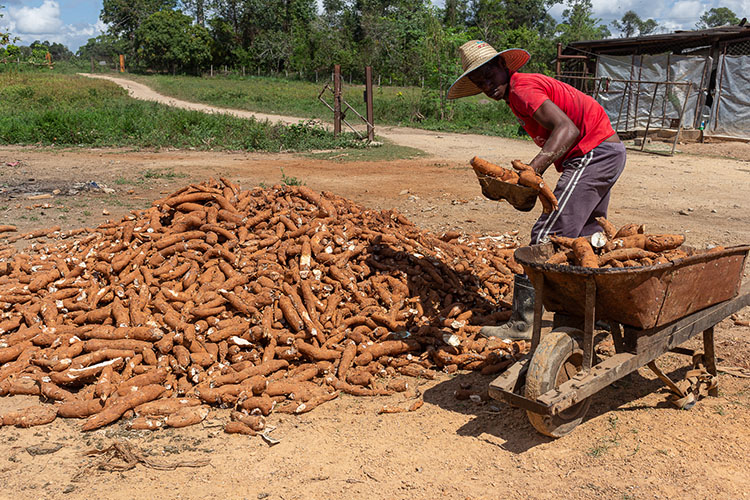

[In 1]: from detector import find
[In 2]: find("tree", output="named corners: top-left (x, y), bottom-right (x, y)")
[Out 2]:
top-left (180, 0), bottom-right (205, 26)
top-left (556, 0), bottom-right (610, 44)
top-left (134, 9), bottom-right (211, 74)
top-left (1, 4), bottom-right (17, 47)
top-left (101, 0), bottom-right (177, 42)
top-left (696, 7), bottom-right (740, 29)
top-left (443, 0), bottom-right (469, 27)
top-left (30, 40), bottom-right (74, 61)
top-left (611, 10), bottom-right (658, 37)
top-left (77, 34), bottom-right (128, 63)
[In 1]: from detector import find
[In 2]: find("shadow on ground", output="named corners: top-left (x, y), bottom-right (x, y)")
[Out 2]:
top-left (422, 357), bottom-right (699, 454)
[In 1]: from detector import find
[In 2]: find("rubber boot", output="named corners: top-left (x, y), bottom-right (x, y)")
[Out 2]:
top-left (480, 274), bottom-right (535, 340)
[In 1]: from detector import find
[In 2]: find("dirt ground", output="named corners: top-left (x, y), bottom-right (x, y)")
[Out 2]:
top-left (1, 80), bottom-right (750, 500)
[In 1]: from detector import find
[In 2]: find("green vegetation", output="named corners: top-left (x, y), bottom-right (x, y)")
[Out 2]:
top-left (115, 168), bottom-right (188, 186)
top-left (141, 168), bottom-right (187, 180)
top-left (306, 141), bottom-right (426, 162)
top-left (280, 168), bottom-right (304, 186)
top-left (125, 73), bottom-right (525, 137)
top-left (0, 73), bottom-right (363, 152)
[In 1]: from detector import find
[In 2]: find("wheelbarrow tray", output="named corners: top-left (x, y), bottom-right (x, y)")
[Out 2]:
top-left (514, 243), bottom-right (750, 329)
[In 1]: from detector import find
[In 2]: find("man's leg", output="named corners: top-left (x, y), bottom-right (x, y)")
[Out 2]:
top-left (532, 143), bottom-right (626, 243)
top-left (531, 150), bottom-right (596, 243)
top-left (580, 190), bottom-right (611, 236)
top-left (580, 143), bottom-right (627, 236)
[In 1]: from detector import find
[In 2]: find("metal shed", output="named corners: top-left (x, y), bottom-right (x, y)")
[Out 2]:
top-left (556, 24), bottom-right (750, 142)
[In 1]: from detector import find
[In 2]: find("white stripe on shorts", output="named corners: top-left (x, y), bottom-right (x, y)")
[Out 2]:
top-left (536, 149), bottom-right (595, 242)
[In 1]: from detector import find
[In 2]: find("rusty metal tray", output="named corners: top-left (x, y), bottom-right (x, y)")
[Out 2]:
top-left (473, 170), bottom-right (537, 212)
top-left (514, 243), bottom-right (750, 329)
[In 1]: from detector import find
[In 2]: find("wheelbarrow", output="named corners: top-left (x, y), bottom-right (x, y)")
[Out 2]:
top-left (488, 243), bottom-right (750, 437)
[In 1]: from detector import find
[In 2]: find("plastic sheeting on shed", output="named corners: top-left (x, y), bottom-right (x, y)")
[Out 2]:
top-left (709, 55), bottom-right (750, 138)
top-left (595, 54), bottom-right (710, 131)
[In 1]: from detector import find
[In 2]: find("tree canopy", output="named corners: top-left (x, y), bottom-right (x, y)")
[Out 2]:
top-left (1, 4), bottom-right (14, 47)
top-left (611, 10), bottom-right (659, 37)
top-left (12, 1), bottom-right (735, 82)
top-left (134, 9), bottom-right (211, 74)
top-left (696, 7), bottom-right (740, 29)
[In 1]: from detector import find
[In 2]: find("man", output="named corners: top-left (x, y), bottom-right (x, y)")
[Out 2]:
top-left (447, 40), bottom-right (626, 340)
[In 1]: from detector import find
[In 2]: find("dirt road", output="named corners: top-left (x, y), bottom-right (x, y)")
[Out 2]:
top-left (0, 77), bottom-right (748, 500)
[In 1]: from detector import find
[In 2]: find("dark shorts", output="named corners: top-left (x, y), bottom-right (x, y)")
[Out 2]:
top-left (531, 141), bottom-right (626, 244)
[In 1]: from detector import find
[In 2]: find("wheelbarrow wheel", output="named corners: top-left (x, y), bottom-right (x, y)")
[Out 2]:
top-left (525, 327), bottom-right (592, 437)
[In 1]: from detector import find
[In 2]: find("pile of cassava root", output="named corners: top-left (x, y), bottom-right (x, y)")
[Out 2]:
top-left (544, 217), bottom-right (710, 268)
top-left (0, 179), bottom-right (527, 434)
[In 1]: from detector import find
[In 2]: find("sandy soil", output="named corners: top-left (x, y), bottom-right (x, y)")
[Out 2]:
top-left (0, 78), bottom-right (749, 500)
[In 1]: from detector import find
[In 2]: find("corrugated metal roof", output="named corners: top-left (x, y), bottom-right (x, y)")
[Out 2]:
top-left (565, 24), bottom-right (750, 55)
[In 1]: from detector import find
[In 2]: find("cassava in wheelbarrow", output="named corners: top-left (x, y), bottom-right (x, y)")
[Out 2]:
top-left (488, 243), bottom-right (750, 437)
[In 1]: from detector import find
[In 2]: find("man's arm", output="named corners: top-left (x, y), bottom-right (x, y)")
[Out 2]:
top-left (528, 100), bottom-right (579, 175)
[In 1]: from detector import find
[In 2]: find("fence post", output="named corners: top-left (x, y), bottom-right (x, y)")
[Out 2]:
top-left (365, 66), bottom-right (374, 142)
top-left (242, 66), bottom-right (245, 76)
top-left (334, 64), bottom-right (342, 137)
top-left (210, 65), bottom-right (213, 77)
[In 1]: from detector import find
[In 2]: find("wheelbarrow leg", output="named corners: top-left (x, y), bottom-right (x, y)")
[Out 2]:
top-left (582, 277), bottom-right (596, 370)
top-left (702, 326), bottom-right (719, 397)
top-left (530, 275), bottom-right (545, 351)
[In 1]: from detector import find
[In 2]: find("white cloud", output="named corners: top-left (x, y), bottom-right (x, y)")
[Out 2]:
top-left (10, 0), bottom-right (62, 34)
top-left (1, 1), bottom-right (104, 51)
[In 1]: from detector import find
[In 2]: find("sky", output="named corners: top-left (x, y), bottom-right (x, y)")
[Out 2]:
top-left (0, 0), bottom-right (748, 53)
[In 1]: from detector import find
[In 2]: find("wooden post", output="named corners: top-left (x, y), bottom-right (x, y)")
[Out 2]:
top-left (242, 66), bottom-right (245, 76)
top-left (703, 326), bottom-right (719, 396)
top-left (365, 66), bottom-right (374, 142)
top-left (333, 64), bottom-right (342, 137)
top-left (119, 54), bottom-right (125, 73)
top-left (210, 65), bottom-right (213, 77)
top-left (556, 43), bottom-right (562, 78)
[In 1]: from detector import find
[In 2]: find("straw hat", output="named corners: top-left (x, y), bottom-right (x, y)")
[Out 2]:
top-left (447, 40), bottom-right (530, 99)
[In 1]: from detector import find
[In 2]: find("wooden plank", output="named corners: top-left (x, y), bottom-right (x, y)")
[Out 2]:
top-left (536, 353), bottom-right (636, 412)
top-left (531, 277), bottom-right (545, 351)
top-left (498, 391), bottom-right (552, 415)
top-left (583, 278), bottom-right (596, 370)
top-left (703, 326), bottom-right (718, 397)
top-left (488, 354), bottom-right (531, 395)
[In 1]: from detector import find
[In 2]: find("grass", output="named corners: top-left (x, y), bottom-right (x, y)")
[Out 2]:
top-left (123, 73), bottom-right (529, 138)
top-left (305, 140), bottom-right (426, 162)
top-left (587, 415), bottom-right (622, 458)
top-left (0, 72), bottom-right (365, 152)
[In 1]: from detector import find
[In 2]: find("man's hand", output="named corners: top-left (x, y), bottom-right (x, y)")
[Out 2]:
top-left (511, 160), bottom-right (559, 214)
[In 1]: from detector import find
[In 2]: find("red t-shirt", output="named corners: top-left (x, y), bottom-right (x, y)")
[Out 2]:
top-left (507, 72), bottom-right (615, 171)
